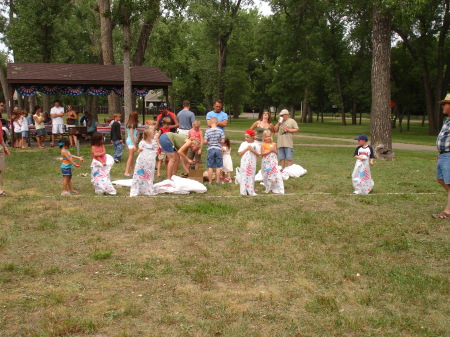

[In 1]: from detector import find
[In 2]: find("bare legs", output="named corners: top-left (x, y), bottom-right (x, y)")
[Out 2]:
top-left (437, 179), bottom-right (450, 214)
top-left (124, 147), bottom-right (135, 176)
top-left (165, 152), bottom-right (180, 179)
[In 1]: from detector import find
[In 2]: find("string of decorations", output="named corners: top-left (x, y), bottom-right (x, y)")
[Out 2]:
top-left (15, 85), bottom-right (152, 97)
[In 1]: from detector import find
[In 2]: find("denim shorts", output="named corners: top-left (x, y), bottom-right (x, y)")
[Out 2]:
top-left (61, 167), bottom-right (72, 177)
top-left (278, 147), bottom-right (293, 160)
top-left (206, 148), bottom-right (223, 168)
top-left (22, 131), bottom-right (29, 138)
top-left (437, 152), bottom-right (450, 184)
top-left (159, 133), bottom-right (175, 153)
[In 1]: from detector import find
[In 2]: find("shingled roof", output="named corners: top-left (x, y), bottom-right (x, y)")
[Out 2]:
top-left (7, 63), bottom-right (172, 88)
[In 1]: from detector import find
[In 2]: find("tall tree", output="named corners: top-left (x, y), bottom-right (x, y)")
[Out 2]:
top-left (370, 4), bottom-right (394, 160)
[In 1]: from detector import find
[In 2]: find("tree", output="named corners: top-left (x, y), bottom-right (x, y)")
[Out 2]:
top-left (370, 4), bottom-right (394, 160)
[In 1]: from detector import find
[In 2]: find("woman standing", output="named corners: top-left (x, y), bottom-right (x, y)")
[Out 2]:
top-left (33, 106), bottom-right (47, 148)
top-left (250, 110), bottom-right (275, 143)
top-left (66, 105), bottom-right (79, 147)
top-left (124, 111), bottom-right (139, 177)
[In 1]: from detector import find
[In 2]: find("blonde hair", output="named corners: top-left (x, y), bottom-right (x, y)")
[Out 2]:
top-left (262, 129), bottom-right (272, 141)
top-left (162, 117), bottom-right (171, 126)
top-left (143, 126), bottom-right (155, 140)
top-left (192, 119), bottom-right (201, 127)
top-left (209, 117), bottom-right (218, 124)
top-left (113, 113), bottom-right (121, 118)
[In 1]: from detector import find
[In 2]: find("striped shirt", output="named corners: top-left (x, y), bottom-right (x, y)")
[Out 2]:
top-left (204, 127), bottom-right (225, 151)
top-left (436, 117), bottom-right (450, 152)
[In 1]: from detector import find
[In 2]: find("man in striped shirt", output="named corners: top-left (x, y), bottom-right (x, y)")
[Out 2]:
top-left (433, 93), bottom-right (450, 219)
top-left (204, 117), bottom-right (225, 186)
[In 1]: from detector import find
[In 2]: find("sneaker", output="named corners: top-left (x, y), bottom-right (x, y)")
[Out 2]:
top-left (224, 177), bottom-right (231, 182)
top-left (219, 177), bottom-right (225, 181)
top-left (205, 182), bottom-right (212, 186)
top-left (216, 182), bottom-right (222, 186)
top-left (114, 159), bottom-right (120, 163)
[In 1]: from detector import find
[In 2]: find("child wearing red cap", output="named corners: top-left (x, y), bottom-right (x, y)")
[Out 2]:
top-left (238, 129), bottom-right (260, 196)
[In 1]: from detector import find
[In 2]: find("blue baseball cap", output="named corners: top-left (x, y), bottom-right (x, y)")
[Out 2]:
top-left (354, 134), bottom-right (368, 141)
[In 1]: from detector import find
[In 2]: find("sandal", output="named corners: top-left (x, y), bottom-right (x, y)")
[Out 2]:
top-left (432, 212), bottom-right (450, 219)
top-left (0, 191), bottom-right (8, 196)
top-left (60, 191), bottom-right (71, 196)
top-left (181, 172), bottom-right (189, 178)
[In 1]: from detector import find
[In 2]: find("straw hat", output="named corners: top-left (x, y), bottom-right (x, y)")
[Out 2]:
top-left (438, 93), bottom-right (450, 104)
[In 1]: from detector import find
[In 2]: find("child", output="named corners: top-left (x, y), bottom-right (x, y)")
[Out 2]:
top-left (238, 129), bottom-right (260, 196)
top-left (12, 114), bottom-right (22, 148)
top-left (187, 119), bottom-right (203, 170)
top-left (33, 106), bottom-right (47, 149)
top-left (130, 126), bottom-right (158, 196)
top-left (156, 117), bottom-right (172, 177)
top-left (204, 117), bottom-right (225, 186)
top-left (90, 132), bottom-right (116, 195)
top-left (220, 137), bottom-right (233, 182)
top-left (20, 111), bottom-right (29, 148)
top-left (59, 138), bottom-right (84, 196)
top-left (260, 130), bottom-right (284, 194)
top-left (110, 113), bottom-right (123, 163)
top-left (352, 134), bottom-right (375, 195)
top-left (124, 110), bottom-right (139, 177)
top-left (91, 132), bottom-right (107, 166)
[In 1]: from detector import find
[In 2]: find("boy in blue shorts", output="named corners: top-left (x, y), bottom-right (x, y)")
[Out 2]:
top-left (204, 117), bottom-right (225, 186)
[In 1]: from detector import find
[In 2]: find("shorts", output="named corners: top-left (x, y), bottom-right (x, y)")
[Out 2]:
top-left (177, 129), bottom-right (190, 136)
top-left (14, 132), bottom-right (22, 139)
top-left (127, 144), bottom-right (136, 150)
top-left (61, 167), bottom-right (72, 177)
top-left (187, 148), bottom-right (202, 163)
top-left (206, 148), bottom-right (223, 168)
top-left (157, 153), bottom-right (166, 161)
top-left (22, 131), bottom-right (29, 138)
top-left (159, 133), bottom-right (175, 153)
top-left (52, 124), bottom-right (65, 134)
top-left (36, 128), bottom-right (47, 137)
top-left (278, 147), bottom-right (293, 161)
top-left (437, 152), bottom-right (450, 184)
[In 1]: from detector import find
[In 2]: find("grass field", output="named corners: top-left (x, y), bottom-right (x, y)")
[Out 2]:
top-left (0, 117), bottom-right (448, 336)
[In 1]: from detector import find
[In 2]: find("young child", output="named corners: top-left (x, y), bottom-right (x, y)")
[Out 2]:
top-left (220, 137), bottom-right (233, 182)
top-left (352, 134), bottom-right (375, 195)
top-left (130, 126), bottom-right (158, 196)
top-left (187, 119), bottom-right (203, 170)
top-left (20, 111), bottom-right (29, 148)
top-left (59, 138), bottom-right (84, 196)
top-left (90, 132), bottom-right (116, 195)
top-left (124, 110), bottom-right (139, 177)
top-left (204, 117), bottom-right (225, 186)
top-left (260, 130), bottom-right (284, 194)
top-left (156, 117), bottom-right (172, 177)
top-left (238, 129), bottom-right (260, 196)
top-left (110, 113), bottom-right (123, 163)
top-left (12, 114), bottom-right (22, 148)
top-left (91, 132), bottom-right (107, 166)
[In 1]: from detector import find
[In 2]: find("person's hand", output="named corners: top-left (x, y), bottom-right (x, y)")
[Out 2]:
top-left (198, 149), bottom-right (202, 155)
top-left (79, 157), bottom-right (84, 162)
top-left (74, 164), bottom-right (80, 168)
top-left (102, 162), bottom-right (107, 166)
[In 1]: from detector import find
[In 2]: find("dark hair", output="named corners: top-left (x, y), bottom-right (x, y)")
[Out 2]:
top-left (223, 137), bottom-right (231, 149)
top-left (259, 110), bottom-right (272, 124)
top-left (127, 111), bottom-right (138, 128)
top-left (183, 100), bottom-right (190, 108)
top-left (34, 105), bottom-right (41, 113)
top-left (90, 132), bottom-right (104, 146)
top-left (215, 99), bottom-right (223, 106)
top-left (54, 100), bottom-right (60, 104)
top-left (58, 138), bottom-right (70, 148)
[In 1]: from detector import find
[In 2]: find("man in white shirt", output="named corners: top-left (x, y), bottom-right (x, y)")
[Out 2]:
top-left (50, 100), bottom-right (65, 147)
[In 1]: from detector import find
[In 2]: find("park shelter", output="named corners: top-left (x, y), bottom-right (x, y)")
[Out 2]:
top-left (6, 62), bottom-right (172, 113)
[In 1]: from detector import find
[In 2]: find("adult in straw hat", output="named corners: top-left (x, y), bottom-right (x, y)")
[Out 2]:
top-left (433, 93), bottom-right (450, 218)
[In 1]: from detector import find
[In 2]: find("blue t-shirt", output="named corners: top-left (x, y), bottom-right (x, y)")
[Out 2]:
top-left (206, 110), bottom-right (228, 130)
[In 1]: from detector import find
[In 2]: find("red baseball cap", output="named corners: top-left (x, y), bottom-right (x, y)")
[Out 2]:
top-left (245, 129), bottom-right (255, 136)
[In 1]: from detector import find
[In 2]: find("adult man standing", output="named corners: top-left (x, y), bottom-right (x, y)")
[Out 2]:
top-left (206, 100), bottom-right (228, 131)
top-left (0, 117), bottom-right (10, 196)
top-left (50, 100), bottom-right (65, 147)
top-left (433, 93), bottom-right (450, 219)
top-left (156, 103), bottom-right (179, 132)
top-left (177, 100), bottom-right (195, 136)
top-left (274, 109), bottom-right (299, 169)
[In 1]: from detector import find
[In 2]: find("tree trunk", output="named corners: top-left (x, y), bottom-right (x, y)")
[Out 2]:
top-left (97, 0), bottom-right (121, 117)
top-left (370, 7), bottom-right (394, 161)
top-left (351, 99), bottom-right (357, 125)
top-left (335, 68), bottom-right (346, 126)
top-left (123, 19), bottom-right (132, 122)
top-left (0, 64), bottom-right (10, 115)
top-left (233, 102), bottom-right (239, 119)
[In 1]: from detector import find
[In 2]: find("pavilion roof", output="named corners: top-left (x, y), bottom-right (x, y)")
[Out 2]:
top-left (7, 63), bottom-right (172, 88)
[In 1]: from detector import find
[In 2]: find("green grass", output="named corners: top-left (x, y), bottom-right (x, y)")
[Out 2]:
top-left (0, 119), bottom-right (448, 336)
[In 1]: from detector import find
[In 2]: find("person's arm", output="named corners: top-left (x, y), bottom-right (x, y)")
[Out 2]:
top-left (217, 119), bottom-right (228, 128)
top-left (248, 144), bottom-right (260, 157)
top-left (170, 113), bottom-right (179, 130)
top-left (271, 142), bottom-right (278, 154)
top-left (62, 150), bottom-right (81, 167)
top-left (261, 144), bottom-right (271, 156)
top-left (198, 130), bottom-right (203, 154)
top-left (129, 126), bottom-right (136, 144)
top-left (250, 121), bottom-right (258, 130)
top-left (178, 139), bottom-right (194, 165)
top-left (238, 143), bottom-right (247, 156)
top-left (0, 121), bottom-right (10, 156)
top-left (274, 121), bottom-right (280, 132)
